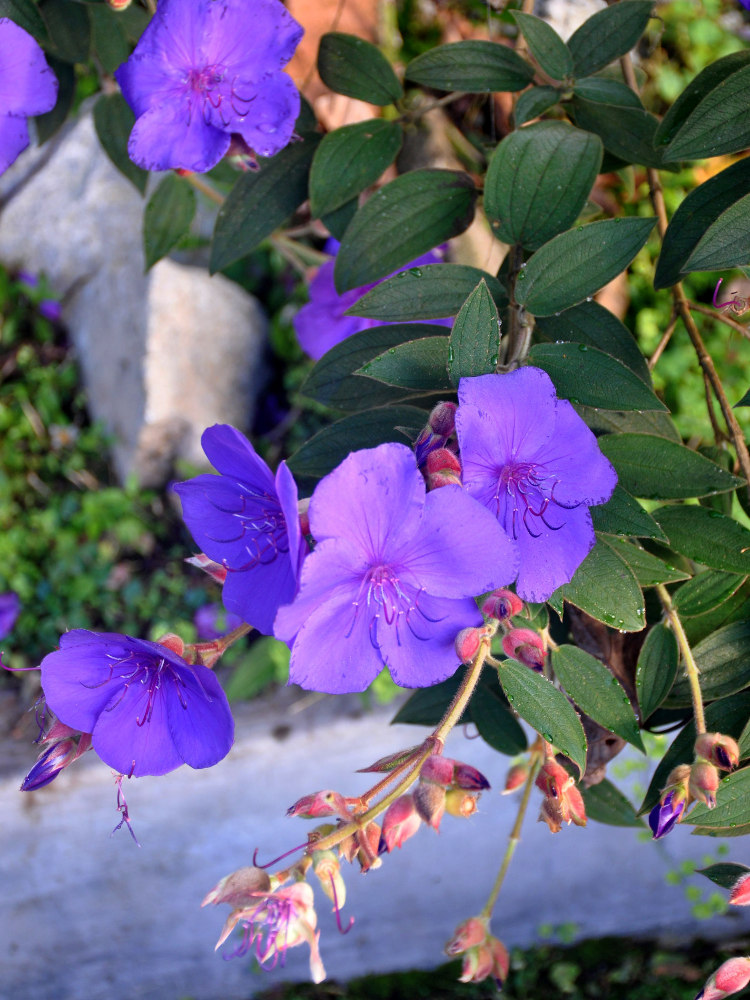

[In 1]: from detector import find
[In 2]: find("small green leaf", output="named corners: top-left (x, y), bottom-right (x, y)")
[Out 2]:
top-left (683, 192), bottom-right (750, 274)
top-left (735, 387), bottom-right (750, 409)
top-left (93, 93), bottom-right (148, 195)
top-left (552, 537), bottom-right (645, 632)
top-left (667, 621), bottom-right (750, 707)
top-left (318, 32), bottom-right (403, 105)
top-left (470, 684), bottom-right (528, 755)
top-left (598, 434), bottom-right (743, 500)
top-left (89, 4), bottom-right (129, 73)
top-left (334, 170), bottom-right (477, 292)
top-left (321, 197), bottom-right (358, 241)
top-left (526, 344), bottom-right (664, 411)
top-left (310, 119), bottom-right (403, 217)
top-left (485, 122), bottom-right (602, 251)
top-left (225, 637), bottom-right (289, 702)
top-left (576, 405), bottom-right (681, 443)
top-left (581, 779), bottom-right (644, 827)
top-left (358, 337), bottom-right (451, 391)
top-left (664, 62), bottom-right (750, 162)
top-left (653, 506), bottom-right (750, 575)
top-left (600, 535), bottom-right (689, 587)
top-left (636, 622), bottom-right (678, 720)
top-left (349, 263), bottom-right (507, 321)
top-left (405, 40), bottom-right (534, 93)
top-left (572, 77), bottom-right (643, 108)
top-left (696, 862), bottom-right (750, 890)
top-left (143, 174), bottom-right (196, 270)
top-left (514, 86), bottom-right (561, 126)
top-left (0, 0), bottom-right (48, 40)
top-left (496, 659), bottom-right (587, 777)
top-left (567, 1), bottom-right (654, 77)
top-left (590, 485), bottom-right (669, 541)
top-left (571, 95), bottom-right (662, 168)
top-left (511, 12), bottom-right (573, 80)
top-left (448, 279), bottom-right (500, 385)
top-left (688, 765), bottom-right (750, 829)
top-left (39, 0), bottom-right (90, 62)
top-left (674, 570), bottom-right (748, 618)
top-left (515, 218), bottom-right (655, 316)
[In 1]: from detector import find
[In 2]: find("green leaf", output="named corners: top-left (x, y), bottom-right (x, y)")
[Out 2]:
top-left (575, 405), bottom-right (681, 442)
top-left (447, 279), bottom-right (500, 385)
top-left (696, 862), bottom-right (750, 890)
top-left (300, 324), bottom-right (450, 411)
top-left (511, 12), bottom-right (573, 80)
top-left (34, 56), bottom-right (74, 144)
top-left (636, 623), bottom-right (678, 721)
top-left (590, 485), bottom-right (669, 541)
top-left (664, 62), bottom-right (750, 162)
top-left (484, 122), bottom-right (602, 251)
top-left (349, 263), bottom-right (507, 321)
top-left (93, 93), bottom-right (148, 195)
top-left (225, 637), bottom-right (290, 702)
top-left (143, 174), bottom-right (196, 271)
top-left (553, 644), bottom-right (643, 750)
top-left (653, 506), bottom-right (750, 575)
top-left (334, 170), bottom-right (477, 292)
top-left (405, 40), bottom-right (534, 93)
top-left (309, 119), bottom-right (403, 217)
top-left (572, 77), bottom-right (644, 108)
top-left (598, 434), bottom-right (742, 500)
top-left (735, 387), bottom-right (750, 409)
top-left (358, 337), bottom-right (451, 391)
top-left (683, 192), bottom-right (750, 274)
top-left (515, 217), bottom-right (655, 316)
top-left (667, 621), bottom-right (750, 707)
top-left (210, 134), bottom-right (319, 273)
top-left (496, 659), bottom-right (587, 777)
top-left (526, 344), bottom-right (664, 411)
top-left (688, 765), bottom-right (750, 829)
top-left (566, 1), bottom-right (654, 77)
top-left (655, 158), bottom-right (750, 289)
top-left (571, 95), bottom-right (662, 168)
top-left (674, 571), bottom-right (747, 618)
top-left (287, 404), bottom-right (427, 485)
top-left (39, 0), bottom-right (90, 62)
top-left (321, 197), bottom-right (358, 241)
top-left (600, 535), bottom-right (689, 587)
top-left (89, 4), bottom-right (129, 73)
top-left (318, 32), bottom-right (403, 106)
top-left (581, 779), bottom-right (644, 827)
top-left (656, 51), bottom-right (750, 147)
top-left (0, 0), bottom-right (48, 40)
top-left (552, 537), bottom-right (645, 632)
top-left (470, 683), bottom-right (528, 755)
top-left (392, 667), bottom-right (469, 726)
top-left (534, 301), bottom-right (650, 385)
top-left (514, 85), bottom-right (560, 126)
top-left (683, 579), bottom-right (750, 649)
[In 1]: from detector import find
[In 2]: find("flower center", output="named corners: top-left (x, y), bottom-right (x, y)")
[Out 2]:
top-left (346, 564), bottom-right (445, 650)
top-left (210, 486), bottom-right (290, 572)
top-left (496, 461), bottom-right (576, 539)
top-left (183, 64), bottom-right (256, 126)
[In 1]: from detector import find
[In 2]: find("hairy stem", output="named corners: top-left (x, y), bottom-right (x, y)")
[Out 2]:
top-left (656, 584), bottom-right (705, 735)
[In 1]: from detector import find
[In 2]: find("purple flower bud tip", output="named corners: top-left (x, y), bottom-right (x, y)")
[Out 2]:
top-left (39, 299), bottom-right (62, 323)
top-left (648, 790), bottom-right (685, 839)
top-left (0, 592), bottom-right (20, 640)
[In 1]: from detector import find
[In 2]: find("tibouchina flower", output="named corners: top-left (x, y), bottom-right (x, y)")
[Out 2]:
top-left (648, 788), bottom-right (686, 839)
top-left (456, 367), bottom-right (617, 602)
top-left (0, 19), bottom-right (58, 175)
top-left (174, 425), bottom-right (306, 635)
top-left (115, 0), bottom-right (302, 172)
top-left (40, 630), bottom-right (234, 777)
top-left (274, 443), bottom-right (518, 693)
top-left (293, 240), bottom-right (450, 360)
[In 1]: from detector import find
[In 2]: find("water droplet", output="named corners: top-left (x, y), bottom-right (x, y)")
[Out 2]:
top-left (578, 344), bottom-right (588, 352)
top-left (257, 123), bottom-right (277, 134)
top-left (388, 348), bottom-right (397, 355)
top-left (490, 355), bottom-right (498, 366)
top-left (585, 296), bottom-right (593, 302)
top-left (554, 312), bottom-right (560, 317)
top-left (507, 694), bottom-right (515, 703)
top-left (543, 732), bottom-right (553, 742)
top-left (614, 217), bottom-right (621, 224)
top-left (708, 511), bottom-right (723, 519)
top-left (397, 271), bottom-right (408, 279)
top-left (731, 822), bottom-right (737, 828)
top-left (577, 226), bottom-right (583, 231)
top-left (448, 346), bottom-right (455, 363)
top-left (410, 267), bottom-right (422, 277)
top-left (518, 271), bottom-right (527, 280)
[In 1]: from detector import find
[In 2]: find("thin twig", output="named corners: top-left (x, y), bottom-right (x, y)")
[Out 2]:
top-left (689, 301), bottom-right (750, 342)
top-left (648, 311), bottom-right (678, 370)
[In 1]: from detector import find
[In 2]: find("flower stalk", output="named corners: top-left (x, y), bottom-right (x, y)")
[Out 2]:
top-left (656, 583), bottom-right (705, 735)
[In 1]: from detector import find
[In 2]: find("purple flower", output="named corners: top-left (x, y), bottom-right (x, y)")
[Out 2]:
top-left (40, 630), bottom-right (234, 777)
top-left (174, 425), bottom-right (306, 635)
top-left (274, 443), bottom-right (518, 693)
top-left (648, 789), bottom-right (686, 839)
top-left (0, 19), bottom-right (58, 175)
top-left (293, 241), bottom-right (451, 360)
top-left (0, 591), bottom-right (20, 640)
top-left (114, 0), bottom-right (302, 173)
top-left (194, 602), bottom-right (243, 640)
top-left (455, 368), bottom-right (617, 602)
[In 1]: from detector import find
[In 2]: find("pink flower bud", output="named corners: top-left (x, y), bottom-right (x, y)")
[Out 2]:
top-left (697, 956), bottom-right (750, 999)
top-left (311, 848), bottom-right (346, 908)
top-left (729, 872), bottom-right (750, 906)
top-left (420, 754), bottom-right (455, 786)
top-left (455, 627), bottom-right (484, 664)
top-left (445, 916), bottom-right (488, 955)
top-left (453, 760), bottom-right (490, 791)
top-left (481, 588), bottom-right (524, 622)
top-left (425, 448), bottom-right (463, 489)
top-left (694, 732), bottom-right (741, 771)
top-left (502, 627), bottom-right (545, 670)
top-left (428, 401), bottom-right (457, 437)
top-left (156, 632), bottom-right (186, 657)
top-left (460, 942), bottom-right (494, 983)
top-left (201, 865), bottom-right (271, 908)
top-left (298, 497), bottom-right (311, 537)
top-left (503, 761), bottom-right (530, 794)
top-left (689, 760), bottom-right (720, 809)
top-left (380, 794), bottom-right (421, 852)
top-left (185, 552), bottom-right (228, 584)
top-left (445, 788), bottom-right (479, 817)
top-left (107, 0), bottom-right (133, 8)
top-left (491, 937), bottom-right (510, 984)
top-left (413, 781), bottom-right (446, 830)
top-left (287, 789), bottom-right (351, 820)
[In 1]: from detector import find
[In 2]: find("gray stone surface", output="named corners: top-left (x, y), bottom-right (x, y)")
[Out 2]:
top-left (536, 0), bottom-right (607, 39)
top-left (0, 112), bottom-right (267, 486)
top-left (3, 691), bottom-right (750, 1000)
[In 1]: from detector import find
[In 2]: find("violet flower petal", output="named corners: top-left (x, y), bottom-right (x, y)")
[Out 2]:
top-left (166, 663), bottom-right (235, 769)
top-left (514, 504), bottom-right (596, 603)
top-left (231, 72), bottom-right (301, 158)
top-left (127, 100), bottom-right (231, 173)
top-left (93, 679), bottom-right (184, 777)
top-left (0, 112), bottom-right (30, 175)
top-left (0, 19), bottom-right (58, 116)
top-left (0, 591), bottom-right (20, 640)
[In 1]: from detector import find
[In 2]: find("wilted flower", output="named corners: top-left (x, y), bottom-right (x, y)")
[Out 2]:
top-left (0, 19), bottom-right (58, 175)
top-left (39, 630), bottom-right (234, 777)
top-left (695, 956), bottom-right (750, 1000)
top-left (274, 443), bottom-right (518, 692)
top-left (446, 916), bottom-right (509, 988)
top-left (0, 591), bottom-right (20, 640)
top-left (536, 758), bottom-right (586, 832)
top-left (115, 0), bottom-right (302, 172)
top-left (175, 424), bottom-right (307, 635)
top-left (456, 367), bottom-right (617, 602)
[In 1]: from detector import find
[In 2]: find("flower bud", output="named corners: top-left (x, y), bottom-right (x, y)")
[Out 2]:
top-left (312, 848), bottom-right (346, 908)
top-left (490, 937), bottom-right (510, 985)
top-left (503, 761), bottom-right (530, 794)
top-left (445, 916), bottom-right (487, 955)
top-left (689, 760), bottom-right (720, 809)
top-left (539, 795), bottom-right (565, 833)
top-left (107, 0), bottom-right (133, 9)
top-left (455, 627), bottom-right (484, 664)
top-left (380, 794), bottom-right (421, 853)
top-left (413, 781), bottom-right (446, 830)
top-left (648, 787), bottom-right (688, 839)
top-left (21, 738), bottom-right (76, 791)
top-left (453, 760), bottom-right (490, 791)
top-left (428, 401), bottom-right (457, 438)
top-left (420, 754), bottom-right (456, 786)
top-left (481, 588), bottom-right (524, 622)
top-left (156, 632), bottom-right (186, 657)
top-left (298, 497), bottom-right (311, 537)
top-left (185, 552), bottom-right (228, 585)
top-left (425, 448), bottom-right (462, 489)
top-left (694, 732), bottom-right (741, 771)
top-left (729, 872), bottom-right (750, 906)
top-left (201, 865), bottom-right (271, 908)
top-left (287, 789), bottom-right (351, 820)
top-left (460, 942), bottom-right (494, 983)
top-left (445, 788), bottom-right (479, 817)
top-left (696, 957), bottom-right (750, 1000)
top-left (502, 627), bottom-right (545, 671)
top-left (536, 759), bottom-right (574, 799)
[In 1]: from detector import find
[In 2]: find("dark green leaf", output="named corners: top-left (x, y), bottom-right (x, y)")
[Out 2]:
top-left (655, 158), bottom-right (750, 289)
top-left (574, 404), bottom-right (681, 442)
top-left (674, 570), bottom-right (747, 618)
top-left (571, 95), bottom-right (662, 168)
top-left (484, 122), bottom-right (602, 251)
top-left (511, 12), bottom-right (573, 80)
top-left (143, 174), bottom-right (196, 271)
top-left (300, 324), bottom-right (450, 411)
top-left (581, 779), bottom-right (644, 827)
top-left (392, 667), bottom-right (469, 726)
top-left (656, 51), bottom-right (750, 147)
top-left (514, 85), bottom-right (560, 126)
top-left (688, 765), bottom-right (750, 829)
top-left (552, 538), bottom-right (645, 632)
top-left (470, 684), bottom-right (528, 755)
top-left (553, 644), bottom-right (643, 750)
top-left (736, 387), bottom-right (750, 409)
top-left (93, 93), bottom-right (148, 195)
top-left (590, 485), bottom-right (669, 541)
top-left (683, 192), bottom-right (750, 274)
top-left (526, 344), bottom-right (664, 411)
top-left (309, 119), bottom-right (403, 217)
top-left (600, 535), bottom-right (689, 587)
top-left (358, 337), bottom-right (451, 391)
top-left (39, 0), bottom-right (90, 62)
top-left (89, 4), bottom-right (129, 73)
top-left (636, 623), bottom-right (678, 721)
top-left (598, 434), bottom-right (742, 500)
top-left (318, 32), bottom-right (403, 105)
top-left (496, 659), bottom-right (587, 777)
top-left (405, 40), bottom-right (534, 93)
top-left (349, 263), bottom-right (507, 320)
top-left (0, 0), bottom-right (48, 40)
top-left (683, 579), bottom-right (750, 648)
top-left (567, 1), bottom-right (654, 77)
top-left (210, 134), bottom-right (319, 272)
top-left (667, 621), bottom-right (750, 707)
top-left (321, 197), bottom-right (358, 241)
top-left (664, 62), bottom-right (750, 162)
top-left (334, 170), bottom-right (477, 292)
top-left (696, 862), bottom-right (750, 890)
top-left (515, 217), bottom-right (655, 316)
top-left (448, 279), bottom-right (500, 384)
top-left (534, 301), bottom-right (650, 385)
top-left (653, 506), bottom-right (750, 575)
top-left (572, 77), bottom-right (643, 108)
top-left (34, 56), bottom-right (74, 144)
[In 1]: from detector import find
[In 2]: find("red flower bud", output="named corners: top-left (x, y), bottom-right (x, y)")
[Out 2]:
top-left (536, 759), bottom-right (574, 799)
top-left (380, 794), bottom-right (422, 852)
top-left (481, 588), bottom-right (524, 622)
top-left (729, 872), bottom-right (750, 906)
top-left (503, 761), bottom-right (529, 794)
top-left (694, 732), bottom-right (740, 771)
top-left (413, 781), bottom-right (446, 830)
top-left (502, 627), bottom-right (545, 670)
top-left (455, 627), bottom-right (484, 664)
top-left (287, 789), bottom-right (351, 820)
top-left (156, 632), bottom-right (185, 657)
top-left (420, 754), bottom-right (455, 786)
top-left (445, 916), bottom-right (487, 955)
top-left (689, 760), bottom-right (720, 809)
top-left (697, 956), bottom-right (750, 999)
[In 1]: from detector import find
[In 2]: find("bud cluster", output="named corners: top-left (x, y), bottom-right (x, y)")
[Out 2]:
top-left (414, 401), bottom-right (458, 472)
top-left (445, 916), bottom-right (510, 988)
top-left (535, 757), bottom-right (586, 833)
